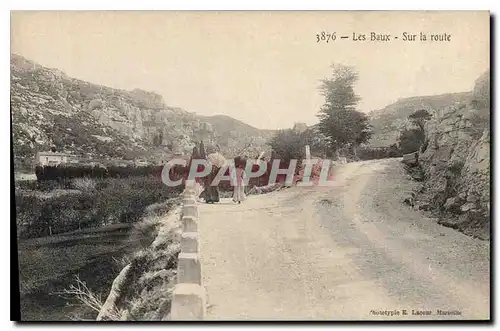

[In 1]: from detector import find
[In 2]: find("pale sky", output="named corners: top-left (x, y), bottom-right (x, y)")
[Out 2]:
top-left (11, 11), bottom-right (490, 129)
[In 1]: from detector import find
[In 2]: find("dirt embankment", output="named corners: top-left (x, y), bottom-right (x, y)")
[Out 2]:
top-left (96, 205), bottom-right (182, 321)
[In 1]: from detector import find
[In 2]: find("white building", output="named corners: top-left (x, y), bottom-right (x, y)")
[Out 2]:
top-left (36, 151), bottom-right (75, 166)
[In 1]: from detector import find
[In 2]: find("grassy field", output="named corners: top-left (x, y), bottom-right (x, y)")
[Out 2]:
top-left (18, 224), bottom-right (139, 321)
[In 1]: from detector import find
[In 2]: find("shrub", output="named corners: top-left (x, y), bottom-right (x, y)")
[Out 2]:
top-left (356, 145), bottom-right (403, 160)
top-left (36, 180), bottom-right (65, 191)
top-left (448, 161), bottom-right (465, 175)
top-left (15, 176), bottom-right (182, 239)
top-left (88, 99), bottom-right (103, 111)
top-left (15, 180), bottom-right (37, 190)
top-left (268, 129), bottom-right (309, 162)
top-left (398, 128), bottom-right (425, 154)
top-left (72, 178), bottom-right (96, 192)
top-left (144, 200), bottom-right (177, 218)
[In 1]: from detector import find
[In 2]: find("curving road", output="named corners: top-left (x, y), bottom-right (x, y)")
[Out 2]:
top-left (198, 159), bottom-right (490, 320)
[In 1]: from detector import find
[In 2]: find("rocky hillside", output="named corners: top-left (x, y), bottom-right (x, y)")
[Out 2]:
top-left (368, 92), bottom-right (472, 147)
top-left (11, 54), bottom-right (274, 169)
top-left (410, 70), bottom-right (490, 240)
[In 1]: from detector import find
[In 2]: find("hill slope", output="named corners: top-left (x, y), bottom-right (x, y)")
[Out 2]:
top-left (368, 92), bottom-right (472, 147)
top-left (11, 54), bottom-right (274, 169)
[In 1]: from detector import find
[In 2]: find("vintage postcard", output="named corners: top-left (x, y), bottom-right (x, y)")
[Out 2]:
top-left (11, 11), bottom-right (490, 321)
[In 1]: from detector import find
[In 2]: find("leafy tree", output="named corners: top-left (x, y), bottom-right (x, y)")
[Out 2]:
top-left (199, 140), bottom-right (206, 158)
top-left (408, 109), bottom-right (432, 131)
top-left (317, 64), bottom-right (372, 157)
top-left (269, 129), bottom-right (306, 162)
top-left (397, 109), bottom-right (432, 154)
top-left (268, 125), bottom-right (330, 162)
top-left (152, 129), bottom-right (164, 146)
top-left (299, 126), bottom-right (330, 158)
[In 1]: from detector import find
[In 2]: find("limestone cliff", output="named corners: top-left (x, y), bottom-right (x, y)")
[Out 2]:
top-left (11, 54), bottom-right (274, 169)
top-left (414, 70), bottom-right (490, 239)
top-left (368, 92), bottom-right (472, 147)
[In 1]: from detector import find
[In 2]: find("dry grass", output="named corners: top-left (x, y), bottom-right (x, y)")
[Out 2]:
top-left (127, 279), bottom-right (175, 320)
top-left (129, 215), bottom-right (162, 249)
top-left (112, 255), bottom-right (132, 270)
top-left (55, 276), bottom-right (124, 321)
top-left (144, 201), bottom-right (174, 216)
top-left (128, 199), bottom-right (181, 249)
top-left (72, 177), bottom-right (96, 192)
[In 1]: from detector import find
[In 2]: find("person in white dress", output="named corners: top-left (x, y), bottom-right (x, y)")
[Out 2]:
top-left (232, 164), bottom-right (246, 204)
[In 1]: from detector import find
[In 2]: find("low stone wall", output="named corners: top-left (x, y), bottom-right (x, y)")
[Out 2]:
top-left (167, 180), bottom-right (206, 320)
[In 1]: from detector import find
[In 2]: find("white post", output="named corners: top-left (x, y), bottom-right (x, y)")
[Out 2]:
top-left (305, 145), bottom-right (311, 160)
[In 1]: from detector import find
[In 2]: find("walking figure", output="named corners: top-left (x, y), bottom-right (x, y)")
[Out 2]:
top-left (202, 165), bottom-right (220, 204)
top-left (233, 163), bottom-right (246, 204)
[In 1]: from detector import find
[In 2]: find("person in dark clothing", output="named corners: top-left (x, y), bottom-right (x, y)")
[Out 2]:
top-left (201, 165), bottom-right (220, 203)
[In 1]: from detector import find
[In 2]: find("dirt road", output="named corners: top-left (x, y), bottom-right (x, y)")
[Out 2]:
top-left (198, 159), bottom-right (490, 320)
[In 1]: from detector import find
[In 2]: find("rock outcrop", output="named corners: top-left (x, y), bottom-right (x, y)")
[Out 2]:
top-left (11, 54), bottom-right (274, 169)
top-left (368, 92), bottom-right (472, 147)
top-left (413, 70), bottom-right (490, 239)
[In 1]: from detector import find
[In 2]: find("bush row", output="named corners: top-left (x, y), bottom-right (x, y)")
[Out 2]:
top-left (356, 145), bottom-right (403, 160)
top-left (35, 164), bottom-right (166, 181)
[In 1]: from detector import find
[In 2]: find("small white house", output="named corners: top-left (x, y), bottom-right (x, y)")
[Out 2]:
top-left (36, 151), bottom-right (75, 166)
